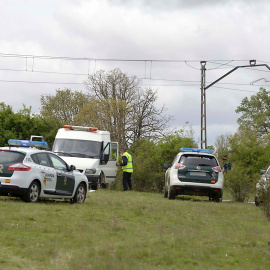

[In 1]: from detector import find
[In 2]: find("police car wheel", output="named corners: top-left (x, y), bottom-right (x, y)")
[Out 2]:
top-left (73, 183), bottom-right (86, 203)
top-left (168, 186), bottom-right (175, 200)
top-left (24, 181), bottom-right (40, 203)
top-left (164, 185), bottom-right (168, 198)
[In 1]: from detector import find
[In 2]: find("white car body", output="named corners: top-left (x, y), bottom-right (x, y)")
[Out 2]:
top-left (0, 144), bottom-right (88, 203)
top-left (52, 126), bottom-right (118, 189)
top-left (164, 148), bottom-right (224, 201)
top-left (255, 166), bottom-right (270, 206)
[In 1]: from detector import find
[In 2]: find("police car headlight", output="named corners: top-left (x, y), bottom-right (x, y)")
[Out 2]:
top-left (85, 169), bottom-right (96, 174)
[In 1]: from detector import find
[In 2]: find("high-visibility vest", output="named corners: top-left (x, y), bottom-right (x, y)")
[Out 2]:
top-left (122, 152), bottom-right (133, 173)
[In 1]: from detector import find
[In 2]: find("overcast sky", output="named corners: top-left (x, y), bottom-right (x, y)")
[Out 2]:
top-left (0, 0), bottom-right (269, 146)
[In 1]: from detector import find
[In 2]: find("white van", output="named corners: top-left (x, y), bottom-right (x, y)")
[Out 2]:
top-left (52, 125), bottom-right (118, 189)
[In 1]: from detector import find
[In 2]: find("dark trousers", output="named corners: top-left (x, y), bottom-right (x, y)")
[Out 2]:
top-left (123, 172), bottom-right (132, 191)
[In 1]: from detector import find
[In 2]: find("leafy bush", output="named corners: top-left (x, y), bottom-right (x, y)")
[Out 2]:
top-left (111, 130), bottom-right (197, 192)
top-left (223, 129), bottom-right (270, 202)
top-left (225, 167), bottom-right (254, 202)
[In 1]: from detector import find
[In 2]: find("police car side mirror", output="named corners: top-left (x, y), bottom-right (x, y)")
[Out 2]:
top-left (70, 165), bottom-right (76, 171)
top-left (164, 163), bottom-right (170, 169)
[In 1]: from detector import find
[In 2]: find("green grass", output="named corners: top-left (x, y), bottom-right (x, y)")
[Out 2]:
top-left (0, 190), bottom-right (269, 270)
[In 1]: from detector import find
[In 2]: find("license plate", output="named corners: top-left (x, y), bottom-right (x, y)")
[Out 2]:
top-left (190, 172), bottom-right (206, 177)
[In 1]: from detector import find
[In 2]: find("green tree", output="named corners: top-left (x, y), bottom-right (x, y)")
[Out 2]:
top-left (157, 129), bottom-right (197, 164)
top-left (236, 87), bottom-right (270, 136)
top-left (225, 129), bottom-right (265, 201)
top-left (0, 102), bottom-right (61, 148)
top-left (223, 88), bottom-right (270, 202)
top-left (40, 88), bottom-right (90, 125)
top-left (214, 133), bottom-right (231, 158)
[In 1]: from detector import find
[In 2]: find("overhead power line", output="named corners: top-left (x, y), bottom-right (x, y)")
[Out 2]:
top-left (0, 52), bottom-right (269, 93)
top-left (0, 79), bottom-right (266, 94)
top-left (210, 86), bottom-right (257, 93)
top-left (0, 67), bottom-right (88, 76)
top-left (0, 79), bottom-right (83, 85)
top-left (0, 52), bottom-right (254, 62)
top-left (0, 67), bottom-right (269, 87)
top-left (208, 61), bottom-right (270, 73)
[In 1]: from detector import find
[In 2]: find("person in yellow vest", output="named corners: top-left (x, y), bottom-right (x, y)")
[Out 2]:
top-left (117, 148), bottom-right (133, 191)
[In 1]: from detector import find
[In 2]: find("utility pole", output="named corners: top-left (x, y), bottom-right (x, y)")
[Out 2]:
top-left (200, 60), bottom-right (270, 149)
top-left (200, 61), bottom-right (207, 149)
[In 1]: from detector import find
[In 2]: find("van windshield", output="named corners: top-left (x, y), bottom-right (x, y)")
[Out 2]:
top-left (53, 139), bottom-right (102, 158)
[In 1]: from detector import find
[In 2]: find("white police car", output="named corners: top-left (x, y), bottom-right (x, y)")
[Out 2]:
top-left (0, 139), bottom-right (88, 203)
top-left (164, 148), bottom-right (224, 202)
top-left (255, 166), bottom-right (270, 206)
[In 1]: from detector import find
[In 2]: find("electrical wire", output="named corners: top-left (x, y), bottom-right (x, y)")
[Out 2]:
top-left (206, 60), bottom-right (233, 70)
top-left (0, 52), bottom-right (269, 89)
top-left (208, 61), bottom-right (270, 73)
top-left (0, 79), bottom-right (83, 85)
top-left (0, 67), bottom-right (88, 76)
top-left (184, 61), bottom-right (201, 70)
top-left (0, 52), bottom-right (253, 62)
top-left (209, 86), bottom-right (257, 93)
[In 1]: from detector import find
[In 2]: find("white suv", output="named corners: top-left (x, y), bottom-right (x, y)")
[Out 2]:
top-left (164, 148), bottom-right (224, 202)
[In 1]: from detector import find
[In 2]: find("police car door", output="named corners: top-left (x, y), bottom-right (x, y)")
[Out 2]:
top-left (100, 142), bottom-right (118, 183)
top-left (33, 153), bottom-right (57, 195)
top-left (48, 153), bottom-right (75, 196)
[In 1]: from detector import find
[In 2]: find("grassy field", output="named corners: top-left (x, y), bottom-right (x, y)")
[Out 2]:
top-left (0, 189), bottom-right (269, 270)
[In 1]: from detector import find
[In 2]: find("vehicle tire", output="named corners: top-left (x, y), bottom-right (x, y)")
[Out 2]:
top-left (73, 183), bottom-right (86, 203)
top-left (24, 181), bottom-right (40, 203)
top-left (164, 184), bottom-right (168, 198)
top-left (99, 172), bottom-right (107, 189)
top-left (91, 184), bottom-right (98, 190)
top-left (255, 195), bottom-right (260, 206)
top-left (212, 195), bottom-right (222, 203)
top-left (168, 186), bottom-right (175, 200)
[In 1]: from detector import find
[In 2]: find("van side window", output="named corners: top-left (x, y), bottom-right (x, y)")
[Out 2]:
top-left (109, 143), bottom-right (118, 161)
top-left (103, 143), bottom-right (109, 157)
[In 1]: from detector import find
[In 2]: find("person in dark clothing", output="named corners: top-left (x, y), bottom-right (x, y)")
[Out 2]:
top-left (117, 149), bottom-right (133, 191)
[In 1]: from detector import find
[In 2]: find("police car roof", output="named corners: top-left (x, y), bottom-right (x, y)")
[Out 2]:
top-left (0, 146), bottom-right (49, 154)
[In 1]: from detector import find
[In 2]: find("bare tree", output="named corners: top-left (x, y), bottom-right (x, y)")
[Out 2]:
top-left (80, 68), bottom-right (172, 148)
top-left (127, 88), bottom-right (173, 142)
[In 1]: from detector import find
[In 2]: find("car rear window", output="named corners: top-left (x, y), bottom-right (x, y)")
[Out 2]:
top-left (179, 154), bottom-right (218, 167)
top-left (0, 151), bottom-right (25, 163)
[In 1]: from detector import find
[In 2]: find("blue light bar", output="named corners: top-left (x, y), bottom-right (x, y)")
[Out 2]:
top-left (8, 139), bottom-right (49, 149)
top-left (180, 147), bottom-right (212, 154)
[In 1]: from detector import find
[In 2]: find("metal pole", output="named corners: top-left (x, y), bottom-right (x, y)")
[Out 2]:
top-left (199, 60), bottom-right (270, 149)
top-left (200, 61), bottom-right (207, 149)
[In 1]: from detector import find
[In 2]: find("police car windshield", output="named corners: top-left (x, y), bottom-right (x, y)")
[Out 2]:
top-left (179, 154), bottom-right (218, 167)
top-left (52, 139), bottom-right (102, 158)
